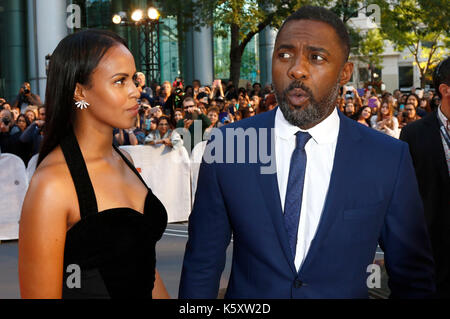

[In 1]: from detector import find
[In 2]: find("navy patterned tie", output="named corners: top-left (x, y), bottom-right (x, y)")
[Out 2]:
top-left (284, 131), bottom-right (311, 259)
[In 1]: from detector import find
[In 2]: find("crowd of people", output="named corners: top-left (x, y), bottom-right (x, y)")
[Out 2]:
top-left (0, 75), bottom-right (441, 166)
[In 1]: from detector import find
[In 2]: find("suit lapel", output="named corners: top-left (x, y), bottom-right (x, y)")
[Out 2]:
top-left (298, 111), bottom-right (362, 275)
top-left (255, 108), bottom-right (298, 275)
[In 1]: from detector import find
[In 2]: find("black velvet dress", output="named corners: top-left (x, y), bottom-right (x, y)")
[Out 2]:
top-left (60, 130), bottom-right (167, 298)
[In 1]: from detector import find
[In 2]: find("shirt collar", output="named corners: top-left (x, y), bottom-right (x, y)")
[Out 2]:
top-left (275, 106), bottom-right (340, 145)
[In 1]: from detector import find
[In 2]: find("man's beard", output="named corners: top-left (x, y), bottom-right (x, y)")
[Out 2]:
top-left (275, 79), bottom-right (341, 128)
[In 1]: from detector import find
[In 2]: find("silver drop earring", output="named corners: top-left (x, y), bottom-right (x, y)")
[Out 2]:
top-left (75, 100), bottom-right (90, 110)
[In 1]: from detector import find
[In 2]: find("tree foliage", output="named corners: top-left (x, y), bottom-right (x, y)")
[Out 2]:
top-left (372, 0), bottom-right (450, 87)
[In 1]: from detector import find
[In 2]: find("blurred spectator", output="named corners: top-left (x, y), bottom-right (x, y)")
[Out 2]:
top-left (343, 101), bottom-right (356, 118)
top-left (398, 102), bottom-right (421, 129)
top-left (176, 97), bottom-right (211, 151)
top-left (206, 106), bottom-right (222, 129)
top-left (19, 106), bottom-right (45, 156)
top-left (406, 93), bottom-right (426, 117)
top-left (172, 108), bottom-right (184, 127)
top-left (11, 106), bottom-right (20, 121)
top-left (16, 114), bottom-right (30, 133)
top-left (12, 82), bottom-right (42, 113)
top-left (0, 109), bottom-right (23, 158)
top-left (145, 116), bottom-right (182, 150)
top-left (24, 107), bottom-right (37, 123)
top-left (353, 106), bottom-right (372, 127)
top-left (258, 93), bottom-right (277, 114)
top-left (135, 72), bottom-right (153, 98)
top-left (374, 100), bottom-right (400, 138)
top-left (419, 98), bottom-right (432, 114)
top-left (150, 105), bottom-right (163, 119)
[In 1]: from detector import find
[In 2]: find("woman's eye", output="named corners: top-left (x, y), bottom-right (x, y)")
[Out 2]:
top-left (115, 78), bottom-right (126, 85)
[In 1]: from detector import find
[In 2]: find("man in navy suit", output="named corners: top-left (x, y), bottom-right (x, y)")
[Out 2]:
top-left (179, 6), bottom-right (435, 298)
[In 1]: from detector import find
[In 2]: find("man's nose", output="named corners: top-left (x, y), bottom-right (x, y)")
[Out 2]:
top-left (288, 55), bottom-right (309, 81)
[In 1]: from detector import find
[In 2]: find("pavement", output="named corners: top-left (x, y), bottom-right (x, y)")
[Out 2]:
top-left (0, 222), bottom-right (388, 299)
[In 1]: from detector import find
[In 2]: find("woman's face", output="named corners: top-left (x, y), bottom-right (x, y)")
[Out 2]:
top-left (11, 108), bottom-right (20, 120)
top-left (381, 103), bottom-right (389, 115)
top-left (207, 111), bottom-right (218, 125)
top-left (345, 103), bottom-right (355, 114)
top-left (404, 104), bottom-right (416, 118)
top-left (420, 99), bottom-right (427, 107)
top-left (361, 107), bottom-right (371, 119)
top-left (77, 44), bottom-right (140, 130)
top-left (407, 95), bottom-right (418, 107)
top-left (174, 110), bottom-right (183, 122)
top-left (150, 118), bottom-right (157, 131)
top-left (158, 118), bottom-right (169, 135)
top-left (16, 116), bottom-right (27, 131)
top-left (25, 110), bottom-right (35, 123)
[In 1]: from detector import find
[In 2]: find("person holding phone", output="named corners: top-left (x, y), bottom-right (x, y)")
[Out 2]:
top-left (176, 97), bottom-right (211, 152)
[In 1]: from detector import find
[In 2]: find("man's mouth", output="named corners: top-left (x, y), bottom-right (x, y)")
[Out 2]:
top-left (287, 88), bottom-right (310, 107)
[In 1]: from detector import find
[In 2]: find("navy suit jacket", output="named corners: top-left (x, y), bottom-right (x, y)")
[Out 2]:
top-left (179, 107), bottom-right (435, 298)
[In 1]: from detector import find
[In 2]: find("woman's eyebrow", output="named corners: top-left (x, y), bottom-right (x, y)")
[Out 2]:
top-left (111, 72), bottom-right (129, 78)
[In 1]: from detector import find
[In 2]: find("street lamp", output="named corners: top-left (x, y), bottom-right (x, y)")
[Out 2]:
top-left (112, 7), bottom-right (162, 84)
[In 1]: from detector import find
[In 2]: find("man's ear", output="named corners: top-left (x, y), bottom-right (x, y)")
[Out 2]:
top-left (439, 83), bottom-right (450, 99)
top-left (339, 61), bottom-right (354, 86)
top-left (74, 83), bottom-right (87, 102)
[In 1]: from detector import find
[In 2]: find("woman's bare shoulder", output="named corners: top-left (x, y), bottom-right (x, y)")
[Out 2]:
top-left (24, 147), bottom-right (76, 220)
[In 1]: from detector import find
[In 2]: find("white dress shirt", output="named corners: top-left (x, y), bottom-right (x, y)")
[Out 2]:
top-left (275, 107), bottom-right (340, 271)
top-left (437, 106), bottom-right (450, 175)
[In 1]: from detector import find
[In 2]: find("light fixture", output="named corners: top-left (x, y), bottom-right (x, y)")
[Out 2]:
top-left (112, 14), bottom-right (122, 24)
top-left (131, 9), bottom-right (143, 22)
top-left (147, 7), bottom-right (160, 20)
top-left (112, 11), bottom-right (127, 24)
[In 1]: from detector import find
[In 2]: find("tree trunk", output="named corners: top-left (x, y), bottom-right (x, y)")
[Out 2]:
top-left (229, 23), bottom-right (243, 88)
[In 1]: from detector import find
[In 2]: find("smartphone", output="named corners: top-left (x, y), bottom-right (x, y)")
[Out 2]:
top-left (368, 97), bottom-right (377, 108)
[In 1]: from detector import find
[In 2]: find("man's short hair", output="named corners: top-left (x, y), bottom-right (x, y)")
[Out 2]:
top-left (276, 6), bottom-right (351, 62)
top-left (182, 96), bottom-right (196, 106)
top-left (433, 57), bottom-right (450, 99)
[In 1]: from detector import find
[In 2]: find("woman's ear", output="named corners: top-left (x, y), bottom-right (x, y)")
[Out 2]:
top-left (73, 83), bottom-right (87, 102)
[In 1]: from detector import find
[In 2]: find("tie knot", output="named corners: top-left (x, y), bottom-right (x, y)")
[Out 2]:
top-left (295, 131), bottom-right (311, 149)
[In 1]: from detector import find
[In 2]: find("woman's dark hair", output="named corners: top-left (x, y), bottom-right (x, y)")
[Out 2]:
top-left (37, 29), bottom-right (128, 166)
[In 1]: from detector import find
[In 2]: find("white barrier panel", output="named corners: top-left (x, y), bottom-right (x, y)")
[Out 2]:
top-left (120, 145), bottom-right (192, 223)
top-left (27, 153), bottom-right (39, 182)
top-left (190, 141), bottom-right (207, 208)
top-left (0, 153), bottom-right (28, 240)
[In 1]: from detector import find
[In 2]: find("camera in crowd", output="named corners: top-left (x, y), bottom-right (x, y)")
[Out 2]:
top-left (1, 117), bottom-right (11, 126)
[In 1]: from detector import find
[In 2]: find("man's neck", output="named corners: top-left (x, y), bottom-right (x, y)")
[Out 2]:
top-left (440, 102), bottom-right (450, 121)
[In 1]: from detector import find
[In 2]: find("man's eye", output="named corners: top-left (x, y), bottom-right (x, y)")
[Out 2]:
top-left (312, 54), bottom-right (325, 61)
top-left (278, 52), bottom-right (291, 59)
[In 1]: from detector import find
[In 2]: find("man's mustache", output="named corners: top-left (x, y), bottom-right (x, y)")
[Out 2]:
top-left (283, 81), bottom-right (314, 100)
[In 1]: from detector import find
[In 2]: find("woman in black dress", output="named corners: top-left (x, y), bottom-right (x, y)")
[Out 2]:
top-left (18, 30), bottom-right (169, 299)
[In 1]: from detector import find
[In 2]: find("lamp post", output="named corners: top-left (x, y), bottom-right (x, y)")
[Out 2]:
top-left (112, 7), bottom-right (162, 85)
